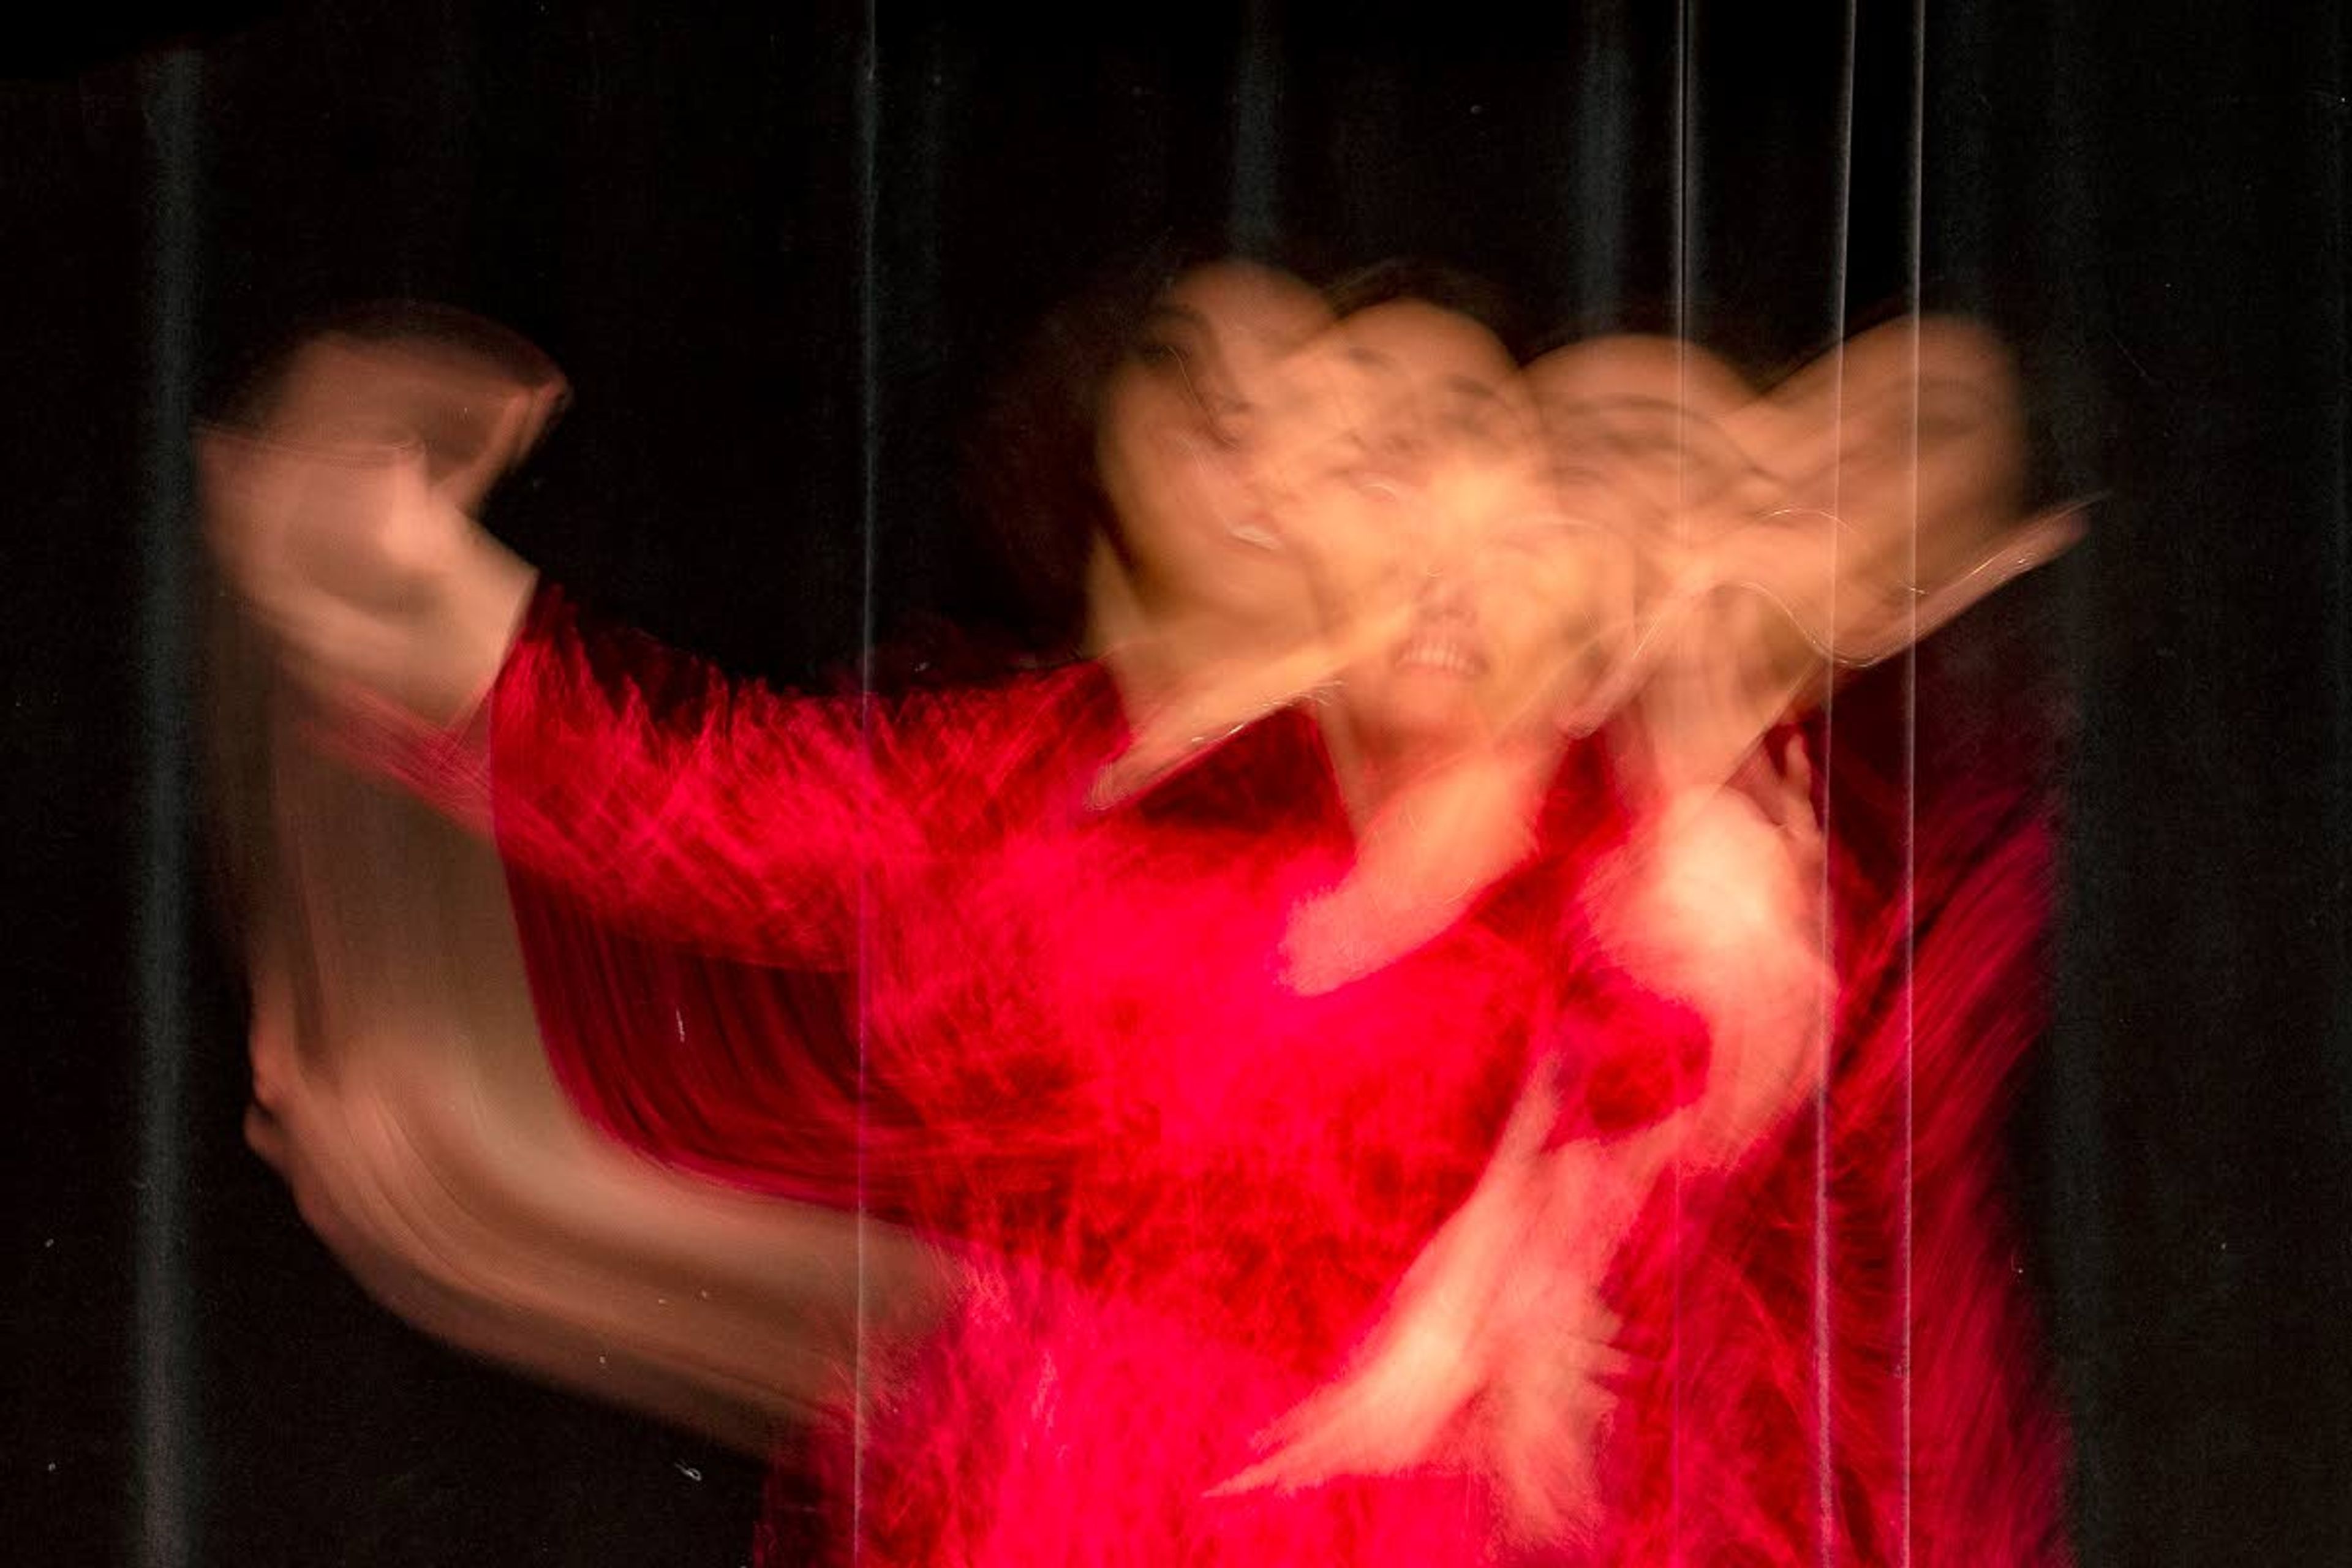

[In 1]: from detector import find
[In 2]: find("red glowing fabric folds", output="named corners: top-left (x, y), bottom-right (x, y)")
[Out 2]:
top-left (475, 582), bottom-right (2067, 1566)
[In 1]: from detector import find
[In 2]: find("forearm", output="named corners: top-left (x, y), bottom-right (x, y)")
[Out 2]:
top-left (381, 519), bottom-right (538, 729)
top-left (247, 1029), bottom-right (944, 1452)
top-left (238, 802), bottom-right (946, 1450)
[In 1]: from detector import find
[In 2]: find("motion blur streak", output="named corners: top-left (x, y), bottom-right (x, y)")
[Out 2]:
top-left (198, 279), bottom-right (2075, 1564)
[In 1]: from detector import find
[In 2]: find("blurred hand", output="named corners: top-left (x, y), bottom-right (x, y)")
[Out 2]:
top-left (1210, 1065), bottom-right (1640, 1537)
top-left (200, 323), bottom-right (562, 725)
top-left (1599, 745), bottom-right (1830, 1163)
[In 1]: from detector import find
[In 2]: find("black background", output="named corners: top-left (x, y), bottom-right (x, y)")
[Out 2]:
top-left (6, 2), bottom-right (2346, 1563)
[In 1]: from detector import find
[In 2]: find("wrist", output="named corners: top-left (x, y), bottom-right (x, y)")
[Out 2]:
top-left (404, 527), bottom-right (537, 728)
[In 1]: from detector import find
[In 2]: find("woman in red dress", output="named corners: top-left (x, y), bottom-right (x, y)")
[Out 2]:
top-left (203, 273), bottom-right (2074, 1564)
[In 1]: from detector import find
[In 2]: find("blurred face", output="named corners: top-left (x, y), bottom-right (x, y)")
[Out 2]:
top-left (1793, 318), bottom-right (2026, 597)
top-left (1289, 301), bottom-right (1633, 758)
top-left (1529, 336), bottom-right (1783, 578)
top-left (1093, 262), bottom-right (1335, 630)
top-left (1526, 322), bottom-right (2030, 661)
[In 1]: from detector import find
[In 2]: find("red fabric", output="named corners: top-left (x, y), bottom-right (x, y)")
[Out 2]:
top-left (480, 583), bottom-right (2068, 1566)
top-left (1577, 820), bottom-right (2069, 1567)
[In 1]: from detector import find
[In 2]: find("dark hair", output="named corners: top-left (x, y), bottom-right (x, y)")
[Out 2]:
top-left (956, 254), bottom-right (1166, 650)
top-left (1321, 257), bottom-right (1526, 359)
top-left (965, 245), bottom-right (1539, 652)
top-left (957, 235), bottom-right (1328, 653)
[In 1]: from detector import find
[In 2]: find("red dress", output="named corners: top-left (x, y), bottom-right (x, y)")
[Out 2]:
top-left (470, 585), bottom-right (2067, 1565)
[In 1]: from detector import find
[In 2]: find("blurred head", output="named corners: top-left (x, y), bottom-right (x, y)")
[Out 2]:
top-left (1813, 317), bottom-right (2029, 590)
top-left (1525, 318), bottom-right (2038, 666)
top-left (963, 255), bottom-right (1333, 655)
top-left (1294, 297), bottom-right (1635, 763)
top-left (1527, 334), bottom-right (1765, 547)
top-left (1090, 261), bottom-right (1335, 638)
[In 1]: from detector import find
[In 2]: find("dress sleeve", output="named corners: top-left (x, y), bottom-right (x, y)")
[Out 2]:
top-left (464, 584), bottom-right (1110, 1215)
top-left (479, 582), bottom-right (931, 969)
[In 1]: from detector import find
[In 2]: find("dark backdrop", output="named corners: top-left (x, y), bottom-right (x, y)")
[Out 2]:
top-left (6, 2), bottom-right (2346, 1564)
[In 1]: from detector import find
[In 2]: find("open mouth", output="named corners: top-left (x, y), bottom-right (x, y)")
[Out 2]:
top-left (1393, 631), bottom-right (1487, 679)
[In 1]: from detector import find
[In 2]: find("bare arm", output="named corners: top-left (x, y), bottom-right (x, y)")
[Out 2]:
top-left (200, 315), bottom-right (942, 967)
top-left (200, 310), bottom-right (951, 1445)
top-left (238, 717), bottom-right (946, 1450)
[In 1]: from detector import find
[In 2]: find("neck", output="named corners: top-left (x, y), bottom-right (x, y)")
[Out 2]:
top-left (1329, 720), bottom-right (1561, 903)
top-left (1279, 729), bottom-right (1561, 993)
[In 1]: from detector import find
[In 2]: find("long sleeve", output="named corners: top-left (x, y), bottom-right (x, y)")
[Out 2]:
top-left (455, 584), bottom-right (1123, 1214)
top-left (481, 584), bottom-right (925, 968)
top-left (479, 583), bottom-right (1115, 970)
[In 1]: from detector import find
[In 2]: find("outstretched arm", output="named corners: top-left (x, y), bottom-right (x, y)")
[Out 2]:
top-left (200, 319), bottom-right (556, 729)
top-left (200, 311), bottom-right (956, 967)
top-left (199, 308), bottom-right (954, 1447)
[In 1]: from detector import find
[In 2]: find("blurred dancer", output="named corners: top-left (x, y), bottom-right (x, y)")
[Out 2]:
top-left (1213, 293), bottom-right (1828, 1540)
top-left (203, 271), bottom-right (2071, 1564)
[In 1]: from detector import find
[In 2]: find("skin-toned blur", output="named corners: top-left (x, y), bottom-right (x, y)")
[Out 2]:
top-left (1280, 300), bottom-right (1637, 766)
top-left (197, 268), bottom-right (2076, 1564)
top-left (1091, 262), bottom-right (1333, 633)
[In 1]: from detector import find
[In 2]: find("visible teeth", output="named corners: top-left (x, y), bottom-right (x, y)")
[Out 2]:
top-left (1398, 640), bottom-right (1482, 677)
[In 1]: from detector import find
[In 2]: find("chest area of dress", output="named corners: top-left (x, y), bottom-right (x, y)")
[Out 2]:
top-left (870, 808), bottom-right (1536, 1266)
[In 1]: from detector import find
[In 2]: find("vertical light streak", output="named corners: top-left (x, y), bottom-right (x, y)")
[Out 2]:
top-left (135, 45), bottom-right (202, 1568)
top-left (1818, 2), bottom-right (1860, 1561)
top-left (1572, 6), bottom-right (1630, 318)
top-left (1668, 3), bottom-right (1691, 1551)
top-left (853, 4), bottom-right (883, 1555)
top-left (1898, 4), bottom-right (1928, 1563)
